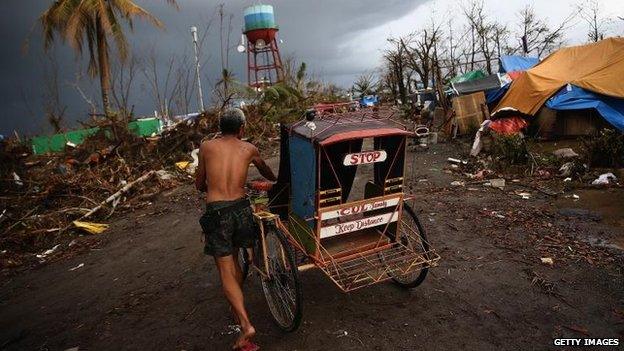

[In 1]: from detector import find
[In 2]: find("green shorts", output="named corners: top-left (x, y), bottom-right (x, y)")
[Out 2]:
top-left (199, 198), bottom-right (258, 257)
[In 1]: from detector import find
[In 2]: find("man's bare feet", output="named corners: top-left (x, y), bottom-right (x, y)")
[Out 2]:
top-left (233, 324), bottom-right (256, 350)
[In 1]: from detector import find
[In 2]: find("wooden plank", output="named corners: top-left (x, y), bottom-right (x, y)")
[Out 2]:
top-left (452, 91), bottom-right (487, 135)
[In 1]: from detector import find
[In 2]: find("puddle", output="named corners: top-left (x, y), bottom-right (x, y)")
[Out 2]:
top-left (555, 188), bottom-right (624, 250)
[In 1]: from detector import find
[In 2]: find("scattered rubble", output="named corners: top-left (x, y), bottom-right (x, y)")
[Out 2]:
top-left (489, 178), bottom-right (505, 189)
top-left (553, 148), bottom-right (579, 159)
top-left (0, 108), bottom-right (281, 272)
top-left (591, 172), bottom-right (617, 185)
top-left (73, 221), bottom-right (109, 235)
top-left (68, 263), bottom-right (85, 271)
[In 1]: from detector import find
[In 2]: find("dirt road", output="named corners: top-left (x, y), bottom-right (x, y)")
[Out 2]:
top-left (1, 143), bottom-right (622, 350)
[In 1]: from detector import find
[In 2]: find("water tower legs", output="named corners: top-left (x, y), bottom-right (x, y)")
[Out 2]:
top-left (247, 37), bottom-right (284, 88)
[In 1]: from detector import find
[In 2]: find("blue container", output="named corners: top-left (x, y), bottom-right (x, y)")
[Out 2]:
top-left (244, 4), bottom-right (278, 32)
top-left (359, 95), bottom-right (379, 108)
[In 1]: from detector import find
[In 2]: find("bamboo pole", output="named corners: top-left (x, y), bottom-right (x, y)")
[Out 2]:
top-left (78, 170), bottom-right (156, 220)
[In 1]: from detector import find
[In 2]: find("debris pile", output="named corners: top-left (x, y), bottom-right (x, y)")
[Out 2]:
top-left (0, 108), bottom-right (281, 272)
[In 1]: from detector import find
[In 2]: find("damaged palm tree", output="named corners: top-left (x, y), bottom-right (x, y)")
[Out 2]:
top-left (40, 0), bottom-right (178, 123)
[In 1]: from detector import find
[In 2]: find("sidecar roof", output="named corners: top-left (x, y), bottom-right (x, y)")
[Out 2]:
top-left (289, 112), bottom-right (412, 146)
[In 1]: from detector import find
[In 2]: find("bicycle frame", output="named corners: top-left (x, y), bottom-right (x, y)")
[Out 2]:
top-left (246, 207), bottom-right (278, 279)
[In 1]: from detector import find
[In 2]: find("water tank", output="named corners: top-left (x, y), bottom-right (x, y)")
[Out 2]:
top-left (243, 4), bottom-right (278, 32)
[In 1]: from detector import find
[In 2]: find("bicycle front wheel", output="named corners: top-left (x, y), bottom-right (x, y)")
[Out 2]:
top-left (260, 224), bottom-right (303, 332)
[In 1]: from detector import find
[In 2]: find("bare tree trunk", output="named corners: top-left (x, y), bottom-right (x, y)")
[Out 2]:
top-left (432, 43), bottom-right (448, 112)
top-left (448, 21), bottom-right (457, 78)
top-left (96, 16), bottom-right (113, 118)
top-left (484, 51), bottom-right (492, 74)
top-left (470, 27), bottom-right (476, 71)
top-left (397, 64), bottom-right (407, 104)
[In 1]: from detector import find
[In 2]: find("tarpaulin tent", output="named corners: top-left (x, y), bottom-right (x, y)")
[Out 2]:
top-left (498, 55), bottom-right (539, 73)
top-left (546, 85), bottom-right (624, 131)
top-left (494, 38), bottom-right (624, 116)
top-left (450, 70), bottom-right (486, 84)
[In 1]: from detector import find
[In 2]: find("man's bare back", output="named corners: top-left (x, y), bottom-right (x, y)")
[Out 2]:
top-left (195, 135), bottom-right (276, 203)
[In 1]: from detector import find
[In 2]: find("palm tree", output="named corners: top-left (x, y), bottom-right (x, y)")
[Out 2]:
top-left (353, 73), bottom-right (377, 98)
top-left (40, 0), bottom-right (178, 117)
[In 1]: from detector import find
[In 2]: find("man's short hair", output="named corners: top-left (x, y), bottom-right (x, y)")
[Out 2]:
top-left (220, 108), bottom-right (246, 135)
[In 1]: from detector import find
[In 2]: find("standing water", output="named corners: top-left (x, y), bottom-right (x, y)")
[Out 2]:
top-left (555, 188), bottom-right (624, 250)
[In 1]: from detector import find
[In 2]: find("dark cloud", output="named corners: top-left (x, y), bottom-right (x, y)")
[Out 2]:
top-left (0, 0), bottom-right (426, 135)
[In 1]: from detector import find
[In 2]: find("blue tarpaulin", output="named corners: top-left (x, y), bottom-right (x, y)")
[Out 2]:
top-left (486, 84), bottom-right (510, 104)
top-left (359, 95), bottom-right (379, 107)
top-left (545, 85), bottom-right (624, 132)
top-left (499, 55), bottom-right (539, 73)
top-left (488, 56), bottom-right (538, 104)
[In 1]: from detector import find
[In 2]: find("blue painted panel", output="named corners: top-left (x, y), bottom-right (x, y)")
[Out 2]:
top-left (289, 135), bottom-right (316, 228)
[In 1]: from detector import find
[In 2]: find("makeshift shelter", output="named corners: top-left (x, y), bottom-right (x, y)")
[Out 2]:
top-left (545, 85), bottom-right (624, 131)
top-left (532, 106), bottom-right (612, 138)
top-left (494, 38), bottom-right (624, 131)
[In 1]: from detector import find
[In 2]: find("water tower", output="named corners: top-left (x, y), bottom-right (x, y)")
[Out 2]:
top-left (240, 4), bottom-right (284, 88)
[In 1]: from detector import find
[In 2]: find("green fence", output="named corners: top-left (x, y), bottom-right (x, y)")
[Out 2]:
top-left (31, 118), bottom-right (162, 155)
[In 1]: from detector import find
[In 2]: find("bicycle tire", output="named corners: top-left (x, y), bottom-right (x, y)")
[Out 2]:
top-left (260, 224), bottom-right (303, 332)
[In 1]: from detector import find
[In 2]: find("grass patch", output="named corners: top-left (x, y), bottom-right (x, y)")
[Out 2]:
top-left (491, 133), bottom-right (529, 167)
top-left (582, 129), bottom-right (624, 168)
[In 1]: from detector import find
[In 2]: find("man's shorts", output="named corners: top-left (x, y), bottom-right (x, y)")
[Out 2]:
top-left (199, 197), bottom-right (258, 257)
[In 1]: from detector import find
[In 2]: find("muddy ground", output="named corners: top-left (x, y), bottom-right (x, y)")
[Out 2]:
top-left (1, 142), bottom-right (623, 351)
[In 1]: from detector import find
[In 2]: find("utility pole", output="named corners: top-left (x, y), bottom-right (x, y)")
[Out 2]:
top-left (190, 26), bottom-right (205, 112)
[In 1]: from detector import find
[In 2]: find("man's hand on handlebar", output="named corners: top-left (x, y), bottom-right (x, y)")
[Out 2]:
top-left (247, 180), bottom-right (275, 192)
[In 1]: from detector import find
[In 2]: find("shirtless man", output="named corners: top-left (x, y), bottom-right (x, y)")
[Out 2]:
top-left (195, 108), bottom-right (276, 350)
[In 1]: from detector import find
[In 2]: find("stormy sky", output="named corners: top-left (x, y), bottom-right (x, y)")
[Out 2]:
top-left (1, 0), bottom-right (623, 136)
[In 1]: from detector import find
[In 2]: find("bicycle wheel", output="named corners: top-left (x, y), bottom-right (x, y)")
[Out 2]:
top-left (386, 204), bottom-right (430, 288)
top-left (260, 224), bottom-right (303, 332)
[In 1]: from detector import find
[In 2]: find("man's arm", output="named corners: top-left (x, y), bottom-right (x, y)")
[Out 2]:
top-left (195, 143), bottom-right (207, 192)
top-left (251, 146), bottom-right (277, 182)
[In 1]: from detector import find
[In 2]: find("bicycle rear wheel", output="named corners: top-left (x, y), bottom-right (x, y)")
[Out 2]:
top-left (385, 204), bottom-right (430, 288)
top-left (260, 224), bottom-right (303, 332)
